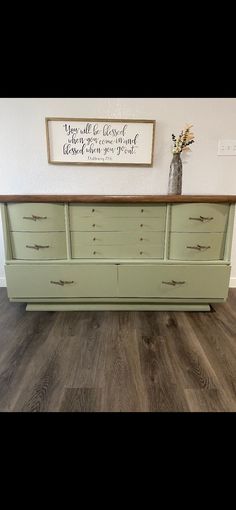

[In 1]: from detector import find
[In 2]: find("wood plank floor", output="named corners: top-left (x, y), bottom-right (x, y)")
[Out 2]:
top-left (0, 288), bottom-right (236, 412)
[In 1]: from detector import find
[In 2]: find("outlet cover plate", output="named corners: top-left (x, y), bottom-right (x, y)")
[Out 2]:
top-left (218, 139), bottom-right (236, 156)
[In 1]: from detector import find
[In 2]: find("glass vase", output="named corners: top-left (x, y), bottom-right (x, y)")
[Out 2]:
top-left (168, 153), bottom-right (182, 195)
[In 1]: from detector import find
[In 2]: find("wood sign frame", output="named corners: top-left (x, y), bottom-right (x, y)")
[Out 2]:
top-left (45, 117), bottom-right (156, 167)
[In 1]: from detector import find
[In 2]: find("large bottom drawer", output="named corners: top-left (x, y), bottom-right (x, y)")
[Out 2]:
top-left (5, 263), bottom-right (231, 301)
top-left (5, 264), bottom-right (117, 298)
top-left (118, 264), bottom-right (231, 298)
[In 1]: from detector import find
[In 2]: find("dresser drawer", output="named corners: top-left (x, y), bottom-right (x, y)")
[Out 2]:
top-left (118, 264), bottom-right (230, 298)
top-left (70, 217), bottom-right (165, 232)
top-left (69, 203), bottom-right (166, 221)
top-left (71, 244), bottom-right (164, 259)
top-left (10, 232), bottom-right (67, 260)
top-left (71, 231), bottom-right (165, 246)
top-left (7, 203), bottom-right (65, 232)
top-left (170, 203), bottom-right (229, 232)
top-left (5, 264), bottom-right (117, 298)
top-left (169, 233), bottom-right (226, 260)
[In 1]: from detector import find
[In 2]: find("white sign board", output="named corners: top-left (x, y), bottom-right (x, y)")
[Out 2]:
top-left (46, 118), bottom-right (155, 166)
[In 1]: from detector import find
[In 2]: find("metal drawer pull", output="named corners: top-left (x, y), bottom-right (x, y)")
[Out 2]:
top-left (187, 244), bottom-right (211, 251)
top-left (162, 280), bottom-right (186, 286)
top-left (23, 215), bottom-right (47, 221)
top-left (93, 251), bottom-right (96, 255)
top-left (92, 209), bottom-right (95, 212)
top-left (93, 237), bottom-right (96, 241)
top-left (92, 224), bottom-right (96, 227)
top-left (141, 209), bottom-right (144, 213)
top-left (189, 215), bottom-right (213, 222)
top-left (50, 280), bottom-right (74, 286)
top-left (140, 224), bottom-right (143, 227)
top-left (140, 251), bottom-right (143, 255)
top-left (140, 238), bottom-right (143, 241)
top-left (26, 244), bottom-right (49, 250)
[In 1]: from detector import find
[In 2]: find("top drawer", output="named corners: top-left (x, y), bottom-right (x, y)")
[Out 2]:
top-left (7, 203), bottom-right (66, 232)
top-left (170, 203), bottom-right (229, 232)
top-left (69, 203), bottom-right (166, 220)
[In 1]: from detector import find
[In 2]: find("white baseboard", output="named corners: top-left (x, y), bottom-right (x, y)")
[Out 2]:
top-left (230, 277), bottom-right (236, 288)
top-left (0, 277), bottom-right (6, 287)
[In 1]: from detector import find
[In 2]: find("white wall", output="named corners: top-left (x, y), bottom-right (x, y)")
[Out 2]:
top-left (0, 98), bottom-right (236, 286)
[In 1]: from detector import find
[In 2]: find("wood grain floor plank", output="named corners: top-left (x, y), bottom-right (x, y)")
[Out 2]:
top-left (66, 311), bottom-right (108, 389)
top-left (13, 311), bottom-right (90, 411)
top-left (1, 288), bottom-right (236, 412)
top-left (0, 289), bottom-right (28, 361)
top-left (100, 312), bottom-right (149, 412)
top-left (135, 312), bottom-right (189, 411)
top-left (211, 292), bottom-right (236, 349)
top-left (0, 311), bottom-right (56, 411)
top-left (185, 311), bottom-right (236, 406)
top-left (60, 388), bottom-right (102, 412)
top-left (157, 312), bottom-right (219, 391)
top-left (185, 389), bottom-right (232, 412)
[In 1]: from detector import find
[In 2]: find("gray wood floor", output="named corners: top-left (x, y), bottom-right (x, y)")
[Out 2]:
top-left (0, 288), bottom-right (236, 412)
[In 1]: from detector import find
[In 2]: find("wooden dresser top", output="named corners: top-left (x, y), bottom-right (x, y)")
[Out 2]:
top-left (0, 195), bottom-right (236, 203)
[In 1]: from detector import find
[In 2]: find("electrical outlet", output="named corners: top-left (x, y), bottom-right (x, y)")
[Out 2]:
top-left (218, 139), bottom-right (236, 155)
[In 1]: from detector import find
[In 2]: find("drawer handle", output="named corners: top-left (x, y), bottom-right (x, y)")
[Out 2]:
top-left (140, 251), bottom-right (143, 255)
top-left (186, 244), bottom-right (211, 251)
top-left (93, 237), bottom-right (96, 241)
top-left (50, 280), bottom-right (74, 286)
top-left (93, 251), bottom-right (96, 255)
top-left (141, 209), bottom-right (144, 213)
top-left (92, 209), bottom-right (95, 213)
top-left (23, 215), bottom-right (47, 221)
top-left (140, 238), bottom-right (143, 241)
top-left (162, 280), bottom-right (186, 286)
top-left (26, 244), bottom-right (49, 250)
top-left (140, 224), bottom-right (143, 227)
top-left (92, 224), bottom-right (96, 227)
top-left (189, 216), bottom-right (213, 222)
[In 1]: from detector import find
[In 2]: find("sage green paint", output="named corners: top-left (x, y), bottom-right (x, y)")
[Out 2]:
top-left (170, 203), bottom-right (229, 232)
top-left (69, 203), bottom-right (167, 219)
top-left (5, 264), bottom-right (118, 298)
top-left (118, 264), bottom-right (231, 298)
top-left (169, 232), bottom-right (226, 260)
top-left (69, 217), bottom-right (166, 232)
top-left (2, 201), bottom-right (235, 311)
top-left (71, 229), bottom-right (165, 259)
top-left (71, 230), bottom-right (165, 246)
top-left (10, 296), bottom-right (227, 303)
top-left (164, 204), bottom-right (171, 260)
top-left (7, 203), bottom-right (66, 232)
top-left (224, 204), bottom-right (235, 261)
top-left (10, 232), bottom-right (67, 260)
top-left (5, 258), bottom-right (229, 265)
top-left (64, 203), bottom-right (72, 259)
top-left (1, 204), bottom-right (12, 260)
top-left (26, 303), bottom-right (211, 311)
top-left (71, 243), bottom-right (164, 259)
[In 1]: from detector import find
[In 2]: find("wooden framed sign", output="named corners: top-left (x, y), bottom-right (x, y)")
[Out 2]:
top-left (45, 118), bottom-right (155, 166)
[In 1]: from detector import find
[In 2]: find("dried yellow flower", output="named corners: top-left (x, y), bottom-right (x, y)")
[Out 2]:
top-left (172, 124), bottom-right (195, 154)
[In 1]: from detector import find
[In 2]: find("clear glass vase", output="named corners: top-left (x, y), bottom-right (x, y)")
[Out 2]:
top-left (168, 153), bottom-right (182, 195)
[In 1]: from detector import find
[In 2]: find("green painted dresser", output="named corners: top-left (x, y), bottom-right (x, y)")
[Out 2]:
top-left (1, 195), bottom-right (236, 311)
